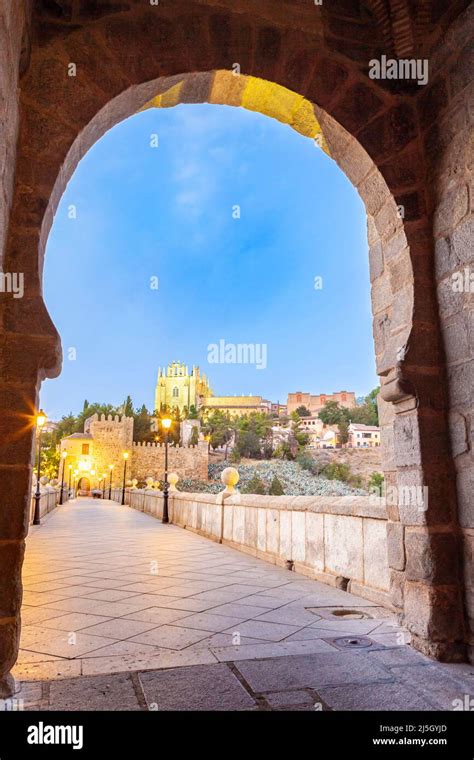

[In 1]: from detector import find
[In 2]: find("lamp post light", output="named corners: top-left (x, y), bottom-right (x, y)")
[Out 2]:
top-left (108, 464), bottom-right (114, 500)
top-left (67, 464), bottom-right (72, 498)
top-left (33, 410), bottom-right (47, 526)
top-left (161, 417), bottom-right (172, 524)
top-left (59, 450), bottom-right (67, 505)
top-left (102, 473), bottom-right (107, 499)
top-left (73, 469), bottom-right (78, 497)
top-left (121, 452), bottom-right (129, 505)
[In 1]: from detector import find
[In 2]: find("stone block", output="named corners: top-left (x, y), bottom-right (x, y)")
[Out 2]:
top-left (266, 509), bottom-right (279, 555)
top-left (363, 518), bottom-right (390, 590)
top-left (257, 508), bottom-right (266, 552)
top-left (404, 582), bottom-right (465, 641)
top-left (405, 530), bottom-right (460, 584)
top-left (386, 521), bottom-right (405, 571)
top-left (457, 467), bottom-right (474, 528)
top-left (324, 514), bottom-right (363, 581)
top-left (291, 511), bottom-right (306, 563)
top-left (449, 411), bottom-right (469, 458)
top-left (0, 540), bottom-right (24, 616)
top-left (305, 512), bottom-right (324, 571)
top-left (389, 569), bottom-right (405, 609)
top-left (279, 511), bottom-right (292, 560)
top-left (232, 506), bottom-right (245, 544)
top-left (244, 507), bottom-right (257, 548)
top-left (393, 413), bottom-right (422, 468)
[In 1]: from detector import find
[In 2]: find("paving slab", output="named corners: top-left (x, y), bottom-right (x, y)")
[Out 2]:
top-left (48, 673), bottom-right (142, 711)
top-left (317, 681), bottom-right (438, 711)
top-left (390, 664), bottom-right (474, 710)
top-left (139, 664), bottom-right (256, 711)
top-left (235, 652), bottom-right (393, 691)
top-left (129, 624), bottom-right (214, 650)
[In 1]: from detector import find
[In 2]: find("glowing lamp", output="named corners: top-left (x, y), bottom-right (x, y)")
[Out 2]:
top-left (36, 411), bottom-right (47, 428)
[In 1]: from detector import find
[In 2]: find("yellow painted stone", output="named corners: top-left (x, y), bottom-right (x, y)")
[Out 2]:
top-left (139, 80), bottom-right (184, 112)
top-left (138, 72), bottom-right (329, 155)
top-left (210, 70), bottom-right (246, 107)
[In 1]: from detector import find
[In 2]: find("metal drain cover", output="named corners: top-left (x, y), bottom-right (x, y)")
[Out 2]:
top-left (331, 636), bottom-right (374, 649)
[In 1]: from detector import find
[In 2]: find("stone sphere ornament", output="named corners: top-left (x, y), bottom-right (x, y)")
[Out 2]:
top-left (221, 467), bottom-right (240, 493)
top-left (168, 473), bottom-right (179, 491)
top-left (145, 477), bottom-right (154, 489)
top-left (40, 476), bottom-right (49, 486)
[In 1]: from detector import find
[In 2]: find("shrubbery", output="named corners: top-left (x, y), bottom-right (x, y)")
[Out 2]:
top-left (268, 475), bottom-right (284, 495)
top-left (241, 475), bottom-right (267, 495)
top-left (368, 471), bottom-right (384, 495)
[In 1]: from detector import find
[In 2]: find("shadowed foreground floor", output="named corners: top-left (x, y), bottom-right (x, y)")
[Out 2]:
top-left (10, 500), bottom-right (474, 711)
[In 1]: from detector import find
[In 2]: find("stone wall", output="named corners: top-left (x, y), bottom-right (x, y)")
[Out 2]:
top-left (131, 440), bottom-right (209, 482)
top-left (428, 4), bottom-right (474, 662)
top-left (0, 1), bottom-right (27, 269)
top-left (125, 489), bottom-right (390, 607)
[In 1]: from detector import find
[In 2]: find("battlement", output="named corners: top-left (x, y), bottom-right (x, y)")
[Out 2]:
top-left (84, 413), bottom-right (134, 433)
top-left (131, 441), bottom-right (200, 449)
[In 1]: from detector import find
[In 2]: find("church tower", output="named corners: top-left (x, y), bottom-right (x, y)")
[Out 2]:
top-left (154, 361), bottom-right (213, 414)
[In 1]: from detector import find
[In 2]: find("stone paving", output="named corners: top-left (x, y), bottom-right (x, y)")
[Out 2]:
top-left (10, 500), bottom-right (474, 711)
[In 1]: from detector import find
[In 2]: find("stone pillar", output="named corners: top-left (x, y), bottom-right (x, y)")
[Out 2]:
top-left (382, 367), bottom-right (466, 661)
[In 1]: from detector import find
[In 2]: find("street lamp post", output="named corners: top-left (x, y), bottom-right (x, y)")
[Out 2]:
top-left (161, 417), bottom-right (172, 524)
top-left (121, 452), bottom-right (129, 505)
top-left (67, 464), bottom-right (72, 498)
top-left (33, 410), bottom-right (47, 526)
top-left (59, 450), bottom-right (67, 505)
top-left (108, 464), bottom-right (114, 500)
top-left (102, 474), bottom-right (107, 499)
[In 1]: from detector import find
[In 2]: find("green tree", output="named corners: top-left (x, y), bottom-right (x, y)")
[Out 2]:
top-left (295, 405), bottom-right (311, 417)
top-left (187, 405), bottom-right (199, 420)
top-left (268, 475), bottom-right (284, 495)
top-left (133, 404), bottom-right (154, 443)
top-left (201, 410), bottom-right (233, 450)
top-left (75, 402), bottom-right (118, 433)
top-left (318, 400), bottom-right (349, 426)
top-left (155, 405), bottom-right (181, 445)
top-left (39, 442), bottom-right (60, 479)
top-left (236, 430), bottom-right (261, 458)
top-left (351, 387), bottom-right (380, 426)
top-left (291, 412), bottom-right (309, 449)
top-left (122, 395), bottom-right (134, 417)
top-left (338, 415), bottom-right (350, 446)
top-left (189, 426), bottom-right (199, 446)
top-left (241, 474), bottom-right (266, 495)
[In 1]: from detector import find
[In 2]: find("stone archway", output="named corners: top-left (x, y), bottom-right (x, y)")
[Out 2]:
top-left (77, 477), bottom-right (90, 493)
top-left (0, 0), bottom-right (472, 695)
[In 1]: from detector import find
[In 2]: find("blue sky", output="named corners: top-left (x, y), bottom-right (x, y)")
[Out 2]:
top-left (41, 103), bottom-right (378, 420)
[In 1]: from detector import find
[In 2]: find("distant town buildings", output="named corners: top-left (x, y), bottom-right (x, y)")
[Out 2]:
top-left (287, 390), bottom-right (356, 416)
top-left (349, 423), bottom-right (380, 448)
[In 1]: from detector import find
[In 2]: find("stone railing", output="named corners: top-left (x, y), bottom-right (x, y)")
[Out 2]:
top-left (120, 469), bottom-right (390, 607)
top-left (28, 478), bottom-right (71, 524)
